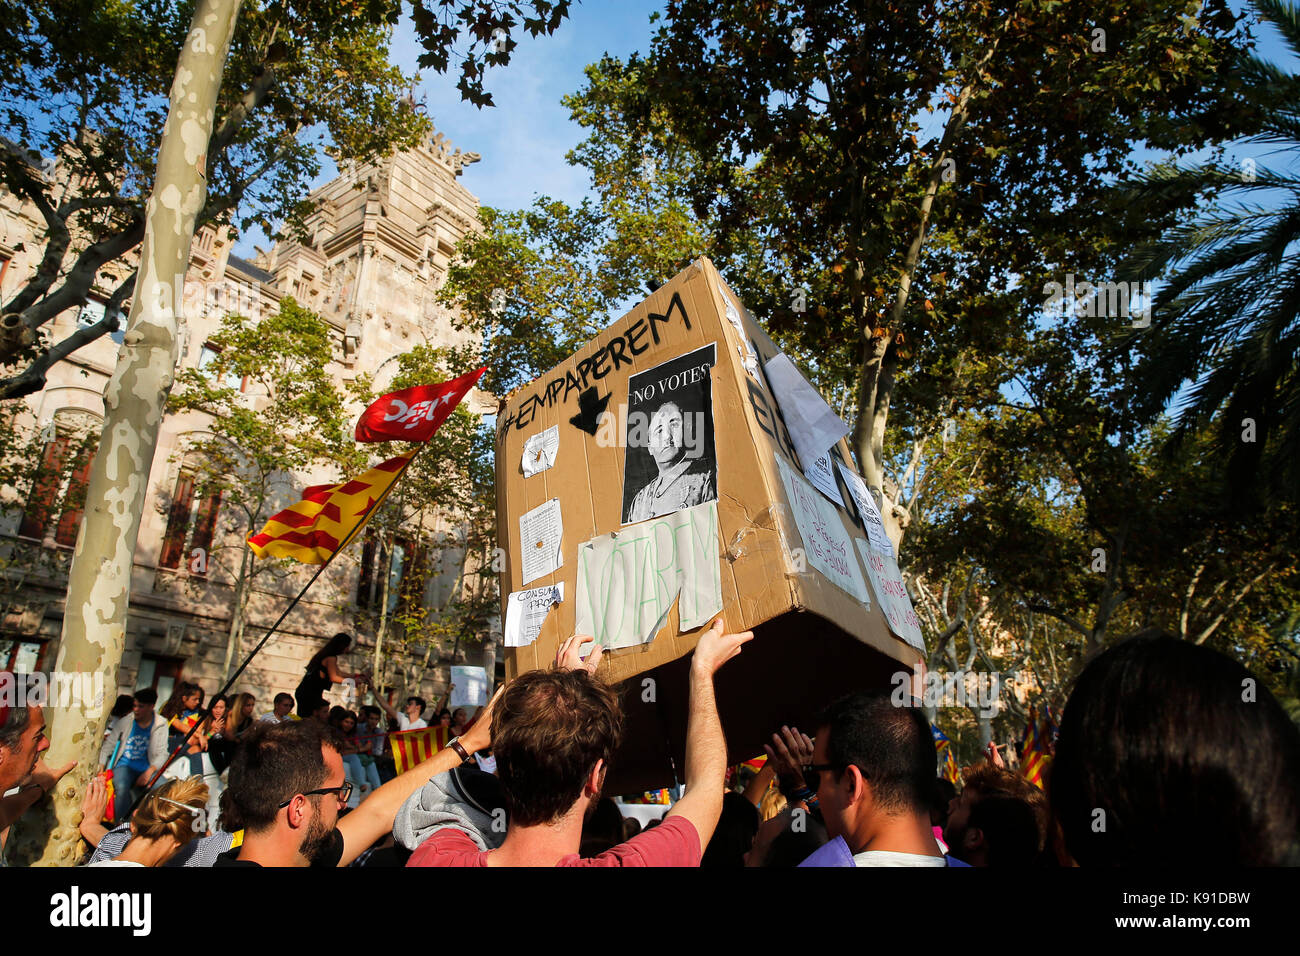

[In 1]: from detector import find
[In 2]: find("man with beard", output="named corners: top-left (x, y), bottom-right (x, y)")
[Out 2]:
top-left (216, 694), bottom-right (497, 867)
top-left (407, 618), bottom-right (751, 866)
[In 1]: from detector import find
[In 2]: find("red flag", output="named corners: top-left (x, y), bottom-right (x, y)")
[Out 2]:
top-left (355, 367), bottom-right (486, 443)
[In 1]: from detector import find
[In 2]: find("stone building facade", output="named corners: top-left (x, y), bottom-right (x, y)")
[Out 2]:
top-left (0, 128), bottom-right (496, 713)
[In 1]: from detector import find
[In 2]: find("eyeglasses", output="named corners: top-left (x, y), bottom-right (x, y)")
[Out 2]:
top-left (802, 763), bottom-right (868, 791)
top-left (278, 782), bottom-right (352, 809)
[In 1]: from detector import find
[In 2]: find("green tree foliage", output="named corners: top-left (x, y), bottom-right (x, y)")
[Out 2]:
top-left (165, 296), bottom-right (367, 677)
top-left (0, 0), bottom-right (572, 397)
top-left (1113, 0), bottom-right (1300, 507)
top-left (441, 0), bottom-right (1251, 544)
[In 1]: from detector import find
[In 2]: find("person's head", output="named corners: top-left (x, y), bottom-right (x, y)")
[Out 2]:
top-left (311, 632), bottom-right (352, 669)
top-left (493, 668), bottom-right (624, 827)
top-left (161, 682), bottom-right (201, 719)
top-left (272, 693), bottom-right (294, 719)
top-left (930, 777), bottom-right (957, 829)
top-left (362, 705), bottom-right (381, 727)
top-left (647, 399), bottom-right (686, 470)
top-left (701, 791), bottom-right (760, 867)
top-left (208, 694), bottom-right (228, 725)
top-left (328, 705), bottom-right (349, 729)
top-left (310, 700), bottom-right (329, 723)
top-left (227, 720), bottom-right (348, 865)
top-left (451, 707), bottom-right (468, 728)
top-left (404, 697), bottom-right (426, 721)
top-left (232, 692), bottom-right (256, 726)
top-left (944, 764), bottom-right (1046, 866)
top-left (437, 708), bottom-right (452, 728)
top-left (811, 690), bottom-right (936, 847)
top-left (1051, 633), bottom-right (1300, 866)
top-left (133, 688), bottom-right (158, 721)
top-left (110, 694), bottom-right (135, 720)
top-left (0, 698), bottom-right (48, 794)
top-left (129, 777), bottom-right (209, 862)
top-left (340, 711), bottom-right (357, 735)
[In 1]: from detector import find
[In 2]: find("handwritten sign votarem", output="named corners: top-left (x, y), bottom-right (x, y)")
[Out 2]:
top-left (855, 539), bottom-right (924, 651)
top-left (774, 455), bottom-right (870, 604)
top-left (575, 501), bottom-right (723, 650)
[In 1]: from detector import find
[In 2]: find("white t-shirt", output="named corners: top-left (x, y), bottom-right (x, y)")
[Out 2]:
top-left (395, 714), bottom-right (428, 732)
top-left (86, 859), bottom-right (145, 867)
top-left (852, 850), bottom-right (947, 867)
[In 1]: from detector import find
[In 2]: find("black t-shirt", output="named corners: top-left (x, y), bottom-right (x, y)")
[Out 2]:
top-left (212, 828), bottom-right (344, 868)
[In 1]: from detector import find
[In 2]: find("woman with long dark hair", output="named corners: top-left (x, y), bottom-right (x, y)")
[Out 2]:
top-left (295, 632), bottom-right (367, 718)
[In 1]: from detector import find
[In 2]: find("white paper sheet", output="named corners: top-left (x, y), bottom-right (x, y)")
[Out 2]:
top-left (773, 455), bottom-right (870, 603)
top-left (450, 666), bottom-right (488, 707)
top-left (575, 501), bottom-right (723, 649)
top-left (519, 498), bottom-right (563, 585)
top-left (837, 461), bottom-right (895, 557)
top-left (804, 452), bottom-right (845, 506)
top-left (764, 353), bottom-right (851, 470)
top-left (723, 292), bottom-right (761, 378)
top-left (504, 582), bottom-right (564, 648)
top-left (855, 539), bottom-right (924, 651)
top-left (522, 425), bottom-right (559, 477)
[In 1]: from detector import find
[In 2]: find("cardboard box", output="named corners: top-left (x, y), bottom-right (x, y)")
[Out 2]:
top-left (496, 257), bottom-right (925, 793)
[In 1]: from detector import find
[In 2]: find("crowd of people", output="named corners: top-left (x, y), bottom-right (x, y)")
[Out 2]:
top-left (1, 622), bottom-right (1298, 868)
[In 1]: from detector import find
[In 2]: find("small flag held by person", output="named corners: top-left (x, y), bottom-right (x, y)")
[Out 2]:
top-left (932, 724), bottom-right (959, 785)
top-left (248, 452), bottom-right (415, 563)
top-left (355, 367), bottom-right (486, 443)
top-left (389, 725), bottom-right (452, 775)
top-left (1020, 707), bottom-right (1049, 789)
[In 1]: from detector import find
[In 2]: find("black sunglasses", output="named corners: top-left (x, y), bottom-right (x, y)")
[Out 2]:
top-left (803, 763), bottom-right (868, 790)
top-left (278, 782), bottom-right (352, 809)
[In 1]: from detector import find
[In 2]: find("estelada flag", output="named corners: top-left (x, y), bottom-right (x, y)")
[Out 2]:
top-left (355, 367), bottom-right (486, 443)
top-left (248, 451), bottom-right (415, 563)
top-left (389, 725), bottom-right (451, 775)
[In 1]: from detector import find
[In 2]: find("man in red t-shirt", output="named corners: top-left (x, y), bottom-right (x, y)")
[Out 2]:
top-left (408, 618), bottom-right (751, 867)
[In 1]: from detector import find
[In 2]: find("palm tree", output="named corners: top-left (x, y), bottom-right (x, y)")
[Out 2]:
top-left (1116, 0), bottom-right (1300, 506)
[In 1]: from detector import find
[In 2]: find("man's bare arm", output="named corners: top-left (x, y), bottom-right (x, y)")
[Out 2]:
top-left (335, 686), bottom-right (503, 866)
top-left (666, 618), bottom-right (751, 849)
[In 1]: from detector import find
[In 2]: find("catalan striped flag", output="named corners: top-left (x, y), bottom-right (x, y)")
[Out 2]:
top-left (932, 724), bottom-right (959, 785)
top-left (1020, 707), bottom-right (1048, 789)
top-left (389, 725), bottom-right (452, 775)
top-left (248, 452), bottom-right (415, 563)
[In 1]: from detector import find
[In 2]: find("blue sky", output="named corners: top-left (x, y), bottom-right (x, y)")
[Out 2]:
top-left (235, 0), bottom-right (1298, 255)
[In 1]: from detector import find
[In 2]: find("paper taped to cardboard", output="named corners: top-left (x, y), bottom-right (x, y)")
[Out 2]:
top-left (837, 461), bottom-right (895, 557)
top-left (522, 425), bottom-right (559, 477)
top-left (519, 498), bottom-right (563, 585)
top-left (855, 539), bottom-right (924, 651)
top-left (774, 455), bottom-right (871, 604)
top-left (575, 501), bottom-right (723, 650)
top-left (763, 353), bottom-right (851, 469)
top-left (504, 582), bottom-right (564, 648)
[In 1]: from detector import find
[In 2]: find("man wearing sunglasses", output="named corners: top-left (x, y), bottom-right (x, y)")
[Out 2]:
top-left (797, 690), bottom-right (969, 867)
top-left (216, 690), bottom-right (499, 867)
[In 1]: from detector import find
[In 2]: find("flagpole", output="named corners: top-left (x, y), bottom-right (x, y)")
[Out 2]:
top-left (135, 446), bottom-right (425, 801)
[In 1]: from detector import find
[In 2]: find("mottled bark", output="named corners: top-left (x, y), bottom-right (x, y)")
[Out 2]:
top-left (10, 0), bottom-right (243, 866)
